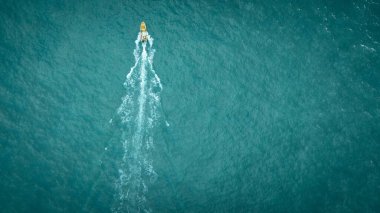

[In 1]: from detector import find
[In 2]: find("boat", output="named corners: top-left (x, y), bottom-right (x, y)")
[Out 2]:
top-left (140, 22), bottom-right (149, 43)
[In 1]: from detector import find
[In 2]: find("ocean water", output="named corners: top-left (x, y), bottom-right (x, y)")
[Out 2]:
top-left (0, 0), bottom-right (379, 212)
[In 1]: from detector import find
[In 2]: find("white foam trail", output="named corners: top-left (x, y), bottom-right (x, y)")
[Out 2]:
top-left (137, 44), bottom-right (148, 132)
top-left (113, 33), bottom-right (162, 213)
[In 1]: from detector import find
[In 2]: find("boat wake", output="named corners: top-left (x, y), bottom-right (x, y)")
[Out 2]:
top-left (112, 33), bottom-right (162, 213)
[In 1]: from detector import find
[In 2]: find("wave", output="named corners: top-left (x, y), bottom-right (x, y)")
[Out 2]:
top-left (113, 33), bottom-right (162, 213)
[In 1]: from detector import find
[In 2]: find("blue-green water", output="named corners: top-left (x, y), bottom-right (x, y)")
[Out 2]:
top-left (1, 0), bottom-right (380, 212)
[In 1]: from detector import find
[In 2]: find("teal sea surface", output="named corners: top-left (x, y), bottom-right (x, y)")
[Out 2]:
top-left (0, 0), bottom-right (379, 212)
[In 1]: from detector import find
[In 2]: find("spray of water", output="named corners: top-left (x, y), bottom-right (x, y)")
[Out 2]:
top-left (113, 32), bottom-right (162, 213)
